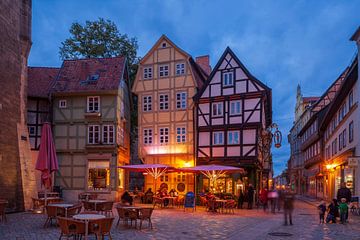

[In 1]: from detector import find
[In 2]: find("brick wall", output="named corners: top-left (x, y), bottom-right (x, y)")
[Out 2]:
top-left (0, 0), bottom-right (36, 212)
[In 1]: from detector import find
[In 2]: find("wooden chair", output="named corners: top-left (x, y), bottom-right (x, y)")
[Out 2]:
top-left (66, 204), bottom-right (82, 217)
top-left (199, 196), bottom-right (208, 207)
top-left (98, 201), bottom-right (114, 216)
top-left (116, 207), bottom-right (129, 226)
top-left (138, 208), bottom-right (153, 230)
top-left (175, 197), bottom-right (185, 208)
top-left (83, 201), bottom-right (96, 211)
top-left (44, 205), bottom-right (60, 227)
top-left (126, 210), bottom-right (138, 228)
top-left (0, 201), bottom-right (7, 223)
top-left (58, 217), bottom-right (74, 239)
top-left (152, 196), bottom-right (164, 208)
top-left (224, 200), bottom-right (236, 214)
top-left (89, 217), bottom-right (114, 240)
top-left (58, 217), bottom-right (85, 240)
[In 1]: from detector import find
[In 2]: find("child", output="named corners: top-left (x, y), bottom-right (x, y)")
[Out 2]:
top-left (318, 201), bottom-right (326, 223)
top-left (339, 198), bottom-right (348, 224)
top-left (326, 199), bottom-right (338, 223)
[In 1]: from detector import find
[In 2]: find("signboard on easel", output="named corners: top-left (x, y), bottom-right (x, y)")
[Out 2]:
top-left (184, 191), bottom-right (195, 211)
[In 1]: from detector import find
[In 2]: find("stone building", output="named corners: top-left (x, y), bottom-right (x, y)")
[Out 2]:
top-left (0, 0), bottom-right (37, 211)
top-left (51, 57), bottom-right (131, 202)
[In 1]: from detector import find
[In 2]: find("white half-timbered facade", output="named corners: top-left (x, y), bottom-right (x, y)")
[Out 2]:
top-left (194, 47), bottom-right (272, 191)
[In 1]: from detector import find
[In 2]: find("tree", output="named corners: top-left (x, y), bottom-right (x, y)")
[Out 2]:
top-left (59, 18), bottom-right (139, 81)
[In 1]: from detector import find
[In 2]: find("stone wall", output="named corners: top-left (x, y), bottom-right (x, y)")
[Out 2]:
top-left (0, 0), bottom-right (36, 212)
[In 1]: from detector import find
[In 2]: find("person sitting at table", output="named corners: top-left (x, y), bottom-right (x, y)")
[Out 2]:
top-left (133, 186), bottom-right (139, 195)
top-left (169, 189), bottom-right (178, 197)
top-left (160, 188), bottom-right (170, 207)
top-left (142, 188), bottom-right (154, 204)
top-left (121, 191), bottom-right (133, 205)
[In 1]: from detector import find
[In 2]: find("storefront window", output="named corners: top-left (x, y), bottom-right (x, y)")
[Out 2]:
top-left (88, 161), bottom-right (110, 191)
top-left (344, 167), bottom-right (354, 194)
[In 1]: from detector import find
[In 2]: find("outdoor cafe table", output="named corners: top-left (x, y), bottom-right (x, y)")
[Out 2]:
top-left (47, 203), bottom-right (73, 217)
top-left (215, 199), bottom-right (228, 213)
top-left (88, 199), bottom-right (106, 211)
top-left (162, 196), bottom-right (177, 207)
top-left (73, 213), bottom-right (106, 240)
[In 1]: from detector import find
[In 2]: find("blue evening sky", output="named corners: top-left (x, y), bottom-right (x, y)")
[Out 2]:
top-left (29, 0), bottom-right (360, 176)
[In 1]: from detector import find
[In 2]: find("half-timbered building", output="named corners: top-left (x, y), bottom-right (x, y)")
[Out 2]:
top-left (51, 56), bottom-right (131, 201)
top-left (194, 47), bottom-right (272, 194)
top-left (132, 35), bottom-right (208, 193)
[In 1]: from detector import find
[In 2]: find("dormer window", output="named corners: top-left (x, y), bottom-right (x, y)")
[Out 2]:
top-left (223, 71), bottom-right (234, 86)
top-left (159, 65), bottom-right (169, 77)
top-left (87, 96), bottom-right (100, 112)
top-left (143, 66), bottom-right (153, 79)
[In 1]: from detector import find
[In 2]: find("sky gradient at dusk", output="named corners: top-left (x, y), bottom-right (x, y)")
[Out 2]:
top-left (29, 0), bottom-right (360, 176)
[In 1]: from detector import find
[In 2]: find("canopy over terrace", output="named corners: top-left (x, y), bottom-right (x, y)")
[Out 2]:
top-left (178, 165), bottom-right (245, 193)
top-left (119, 164), bottom-right (175, 192)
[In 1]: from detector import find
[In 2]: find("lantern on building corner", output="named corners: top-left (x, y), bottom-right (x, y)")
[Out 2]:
top-left (273, 128), bottom-right (282, 148)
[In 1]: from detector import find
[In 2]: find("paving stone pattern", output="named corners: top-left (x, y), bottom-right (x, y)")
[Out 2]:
top-left (1, 200), bottom-right (360, 240)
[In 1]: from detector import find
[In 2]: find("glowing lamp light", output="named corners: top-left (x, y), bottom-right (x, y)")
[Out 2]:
top-left (143, 172), bottom-right (148, 176)
top-left (183, 161), bottom-right (192, 167)
top-left (326, 164), bottom-right (333, 170)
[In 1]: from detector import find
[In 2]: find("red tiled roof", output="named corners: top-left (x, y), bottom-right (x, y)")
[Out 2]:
top-left (28, 67), bottom-right (60, 98)
top-left (51, 56), bottom-right (126, 94)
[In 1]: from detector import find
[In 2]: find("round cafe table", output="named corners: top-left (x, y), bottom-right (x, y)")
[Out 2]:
top-left (47, 203), bottom-right (73, 217)
top-left (73, 214), bottom-right (106, 240)
top-left (88, 200), bottom-right (107, 211)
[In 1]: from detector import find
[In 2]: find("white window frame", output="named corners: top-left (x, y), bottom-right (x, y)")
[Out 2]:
top-left (223, 71), bottom-right (234, 86)
top-left (88, 125), bottom-right (100, 144)
top-left (228, 131), bottom-right (240, 145)
top-left (143, 128), bottom-right (153, 145)
top-left (59, 99), bottom-right (67, 108)
top-left (230, 100), bottom-right (241, 115)
top-left (159, 94), bottom-right (169, 110)
top-left (159, 64), bottom-right (169, 77)
top-left (212, 102), bottom-right (223, 117)
top-left (102, 125), bottom-right (114, 144)
top-left (143, 66), bottom-right (153, 79)
top-left (143, 95), bottom-right (152, 112)
top-left (87, 96), bottom-right (100, 112)
top-left (176, 127), bottom-right (186, 143)
top-left (213, 131), bottom-right (224, 145)
top-left (175, 62), bottom-right (185, 75)
top-left (176, 92), bottom-right (187, 109)
top-left (159, 127), bottom-right (169, 144)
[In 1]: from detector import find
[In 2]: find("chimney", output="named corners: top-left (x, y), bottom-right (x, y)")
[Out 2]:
top-left (195, 55), bottom-right (211, 75)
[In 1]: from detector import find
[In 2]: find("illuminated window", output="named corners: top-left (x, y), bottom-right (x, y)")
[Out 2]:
top-left (159, 64), bottom-right (169, 77)
top-left (159, 127), bottom-right (169, 144)
top-left (88, 161), bottom-right (110, 191)
top-left (88, 125), bottom-right (100, 144)
top-left (87, 96), bottom-right (100, 112)
top-left (102, 125), bottom-right (114, 144)
top-left (143, 66), bottom-right (153, 79)
top-left (143, 96), bottom-right (152, 112)
top-left (159, 94), bottom-right (169, 110)
top-left (223, 71), bottom-right (234, 86)
top-left (176, 127), bottom-right (186, 143)
top-left (143, 128), bottom-right (153, 145)
top-left (176, 63), bottom-right (185, 75)
top-left (230, 101), bottom-right (241, 115)
top-left (213, 132), bottom-right (224, 145)
top-left (228, 131), bottom-right (240, 144)
top-left (176, 92), bottom-right (187, 109)
top-left (212, 102), bottom-right (223, 116)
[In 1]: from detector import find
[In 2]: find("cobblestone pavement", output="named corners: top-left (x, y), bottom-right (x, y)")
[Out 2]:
top-left (1, 199), bottom-right (360, 240)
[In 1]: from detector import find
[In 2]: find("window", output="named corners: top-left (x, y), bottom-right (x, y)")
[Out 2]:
top-left (223, 71), bottom-right (234, 86)
top-left (88, 161), bottom-right (110, 190)
top-left (143, 66), bottom-right (153, 79)
top-left (338, 103), bottom-right (347, 122)
top-left (28, 126), bottom-right (36, 136)
top-left (59, 99), bottom-right (67, 108)
top-left (349, 121), bottom-right (354, 143)
top-left (176, 127), bottom-right (186, 143)
top-left (349, 91), bottom-right (353, 108)
top-left (339, 133), bottom-right (343, 151)
top-left (228, 131), bottom-right (240, 144)
top-left (159, 127), bottom-right (169, 144)
top-left (88, 125), bottom-right (100, 144)
top-left (176, 92), bottom-right (187, 109)
top-left (159, 65), bottom-right (169, 77)
top-left (213, 132), bottom-right (224, 145)
top-left (212, 102), bottom-right (223, 116)
top-left (176, 63), bottom-right (185, 75)
top-left (143, 96), bottom-right (152, 112)
top-left (159, 94), bottom-right (169, 110)
top-left (102, 125), bottom-right (114, 144)
top-left (143, 128), bottom-right (153, 145)
top-left (230, 101), bottom-right (241, 115)
top-left (342, 129), bottom-right (346, 148)
top-left (87, 96), bottom-right (100, 112)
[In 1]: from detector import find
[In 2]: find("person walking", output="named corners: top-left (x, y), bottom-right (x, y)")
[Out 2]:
top-left (259, 188), bottom-right (268, 212)
top-left (283, 187), bottom-right (294, 226)
top-left (339, 198), bottom-right (349, 224)
top-left (317, 201), bottom-right (326, 224)
top-left (237, 189), bottom-right (245, 209)
top-left (247, 184), bottom-right (254, 209)
top-left (337, 182), bottom-right (351, 222)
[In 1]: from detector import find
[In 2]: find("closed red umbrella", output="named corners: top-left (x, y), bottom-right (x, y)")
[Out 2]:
top-left (35, 122), bottom-right (58, 190)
